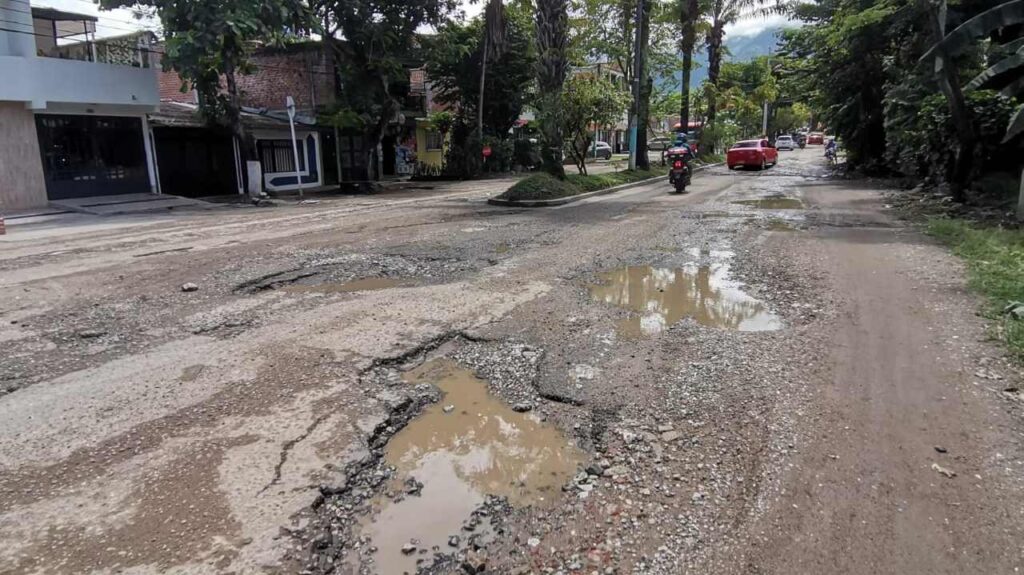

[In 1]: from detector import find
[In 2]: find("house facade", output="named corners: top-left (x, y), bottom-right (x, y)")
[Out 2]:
top-left (0, 2), bottom-right (159, 211)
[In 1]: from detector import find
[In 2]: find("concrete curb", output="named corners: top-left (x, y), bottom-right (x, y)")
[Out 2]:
top-left (487, 163), bottom-right (724, 208)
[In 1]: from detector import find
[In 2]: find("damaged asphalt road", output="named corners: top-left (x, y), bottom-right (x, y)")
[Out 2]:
top-left (1, 149), bottom-right (1023, 574)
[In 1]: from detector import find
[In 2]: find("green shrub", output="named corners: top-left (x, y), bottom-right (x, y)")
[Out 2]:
top-left (500, 173), bottom-right (581, 200)
top-left (927, 218), bottom-right (1024, 358)
top-left (499, 168), bottom-right (667, 201)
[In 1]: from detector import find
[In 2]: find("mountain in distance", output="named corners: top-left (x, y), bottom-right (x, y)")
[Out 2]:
top-left (678, 26), bottom-right (789, 88)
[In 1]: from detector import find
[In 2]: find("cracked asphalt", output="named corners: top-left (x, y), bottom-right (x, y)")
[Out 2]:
top-left (2, 149), bottom-right (1023, 574)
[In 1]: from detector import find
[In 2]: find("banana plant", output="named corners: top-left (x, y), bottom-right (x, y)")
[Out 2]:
top-left (921, 0), bottom-right (1024, 143)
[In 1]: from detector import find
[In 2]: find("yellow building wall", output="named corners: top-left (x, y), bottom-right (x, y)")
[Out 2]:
top-left (415, 122), bottom-right (444, 169)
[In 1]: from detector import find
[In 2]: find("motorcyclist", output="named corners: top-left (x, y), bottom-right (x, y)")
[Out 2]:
top-left (824, 138), bottom-right (838, 164)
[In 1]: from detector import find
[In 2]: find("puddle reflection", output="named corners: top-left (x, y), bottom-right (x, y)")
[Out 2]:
top-left (588, 262), bottom-right (782, 338)
top-left (361, 359), bottom-right (583, 573)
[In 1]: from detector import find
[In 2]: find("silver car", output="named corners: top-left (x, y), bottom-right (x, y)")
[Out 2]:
top-left (775, 135), bottom-right (795, 151)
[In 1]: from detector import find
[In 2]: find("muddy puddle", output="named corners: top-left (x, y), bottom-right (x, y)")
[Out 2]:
top-left (280, 277), bottom-right (409, 294)
top-left (732, 196), bottom-right (803, 209)
top-left (361, 359), bottom-right (583, 573)
top-left (588, 258), bottom-right (782, 338)
top-left (764, 218), bottom-right (801, 232)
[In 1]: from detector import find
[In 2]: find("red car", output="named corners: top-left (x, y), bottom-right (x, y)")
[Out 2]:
top-left (726, 139), bottom-right (778, 170)
top-left (807, 132), bottom-right (824, 145)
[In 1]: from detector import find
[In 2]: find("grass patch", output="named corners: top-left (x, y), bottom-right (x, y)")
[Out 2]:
top-left (499, 168), bottom-right (666, 201)
top-left (927, 218), bottom-right (1024, 358)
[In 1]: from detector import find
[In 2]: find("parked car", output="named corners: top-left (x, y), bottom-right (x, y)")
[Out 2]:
top-left (648, 136), bottom-right (673, 151)
top-left (775, 135), bottom-right (795, 151)
top-left (591, 141), bottom-right (613, 160)
top-left (807, 132), bottom-right (824, 145)
top-left (727, 139), bottom-right (778, 170)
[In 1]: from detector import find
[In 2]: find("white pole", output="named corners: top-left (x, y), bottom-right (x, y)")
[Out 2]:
top-left (762, 100), bottom-right (769, 137)
top-left (286, 96), bottom-right (304, 201)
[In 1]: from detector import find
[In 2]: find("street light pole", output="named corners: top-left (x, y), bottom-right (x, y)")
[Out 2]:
top-left (628, 0), bottom-right (645, 171)
top-left (286, 96), bottom-right (304, 201)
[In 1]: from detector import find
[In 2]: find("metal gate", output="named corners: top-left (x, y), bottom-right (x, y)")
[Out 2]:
top-left (35, 114), bottom-right (150, 200)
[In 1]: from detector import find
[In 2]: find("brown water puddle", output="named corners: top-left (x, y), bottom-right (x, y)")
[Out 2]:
top-left (765, 218), bottom-right (801, 232)
top-left (588, 263), bottom-right (782, 338)
top-left (361, 359), bottom-right (583, 573)
top-left (732, 197), bottom-right (803, 209)
top-left (281, 277), bottom-right (408, 294)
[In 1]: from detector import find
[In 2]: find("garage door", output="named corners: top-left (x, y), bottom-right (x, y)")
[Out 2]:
top-left (35, 114), bottom-right (150, 200)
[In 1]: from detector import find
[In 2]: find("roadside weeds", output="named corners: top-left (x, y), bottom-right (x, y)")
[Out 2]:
top-left (927, 218), bottom-right (1024, 359)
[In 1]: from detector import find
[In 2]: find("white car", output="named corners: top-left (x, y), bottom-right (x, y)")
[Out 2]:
top-left (775, 135), bottom-right (795, 151)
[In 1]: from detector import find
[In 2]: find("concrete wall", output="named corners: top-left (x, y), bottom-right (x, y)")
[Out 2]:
top-left (0, 103), bottom-right (47, 210)
top-left (415, 121), bottom-right (444, 169)
top-left (0, 56), bottom-right (159, 110)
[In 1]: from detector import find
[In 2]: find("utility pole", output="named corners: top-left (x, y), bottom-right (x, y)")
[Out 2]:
top-left (286, 96), bottom-right (304, 201)
top-left (628, 0), bottom-right (645, 171)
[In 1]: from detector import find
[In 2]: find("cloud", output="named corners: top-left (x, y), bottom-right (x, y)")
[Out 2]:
top-left (724, 14), bottom-right (795, 38)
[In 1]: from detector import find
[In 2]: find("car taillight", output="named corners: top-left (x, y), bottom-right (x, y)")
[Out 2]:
top-left (673, 160), bottom-right (683, 169)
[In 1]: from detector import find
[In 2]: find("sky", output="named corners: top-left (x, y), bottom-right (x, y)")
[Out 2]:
top-left (36, 0), bottom-right (788, 41)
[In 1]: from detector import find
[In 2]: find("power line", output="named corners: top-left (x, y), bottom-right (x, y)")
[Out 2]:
top-left (0, 3), bottom-right (160, 33)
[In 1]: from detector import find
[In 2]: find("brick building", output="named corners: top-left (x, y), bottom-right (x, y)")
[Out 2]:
top-left (152, 41), bottom-right (427, 195)
top-left (157, 42), bottom-right (335, 115)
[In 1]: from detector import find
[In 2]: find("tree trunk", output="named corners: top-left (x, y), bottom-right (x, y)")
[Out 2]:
top-left (705, 26), bottom-right (724, 153)
top-left (928, 0), bottom-right (975, 202)
top-left (478, 35), bottom-right (488, 145)
top-left (1017, 166), bottom-right (1024, 222)
top-left (223, 59), bottom-right (256, 162)
top-left (679, 0), bottom-right (698, 132)
top-left (535, 0), bottom-right (569, 178)
top-left (636, 0), bottom-right (652, 170)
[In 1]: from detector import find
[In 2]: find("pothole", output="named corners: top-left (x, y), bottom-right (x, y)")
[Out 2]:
top-left (587, 257), bottom-right (782, 338)
top-left (234, 253), bottom-right (472, 294)
top-left (763, 218), bottom-right (802, 232)
top-left (281, 277), bottom-right (410, 294)
top-left (732, 196), bottom-right (803, 210)
top-left (360, 358), bottom-right (584, 573)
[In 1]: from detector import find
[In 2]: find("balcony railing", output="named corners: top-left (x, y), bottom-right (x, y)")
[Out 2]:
top-left (38, 34), bottom-right (152, 68)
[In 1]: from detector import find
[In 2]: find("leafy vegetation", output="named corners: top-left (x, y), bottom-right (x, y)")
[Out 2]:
top-left (775, 0), bottom-right (1022, 210)
top-left (499, 168), bottom-right (667, 200)
top-left (425, 3), bottom-right (535, 176)
top-left (562, 74), bottom-right (631, 175)
top-left (928, 218), bottom-right (1024, 356)
top-left (314, 0), bottom-right (455, 179)
top-left (101, 0), bottom-right (309, 161)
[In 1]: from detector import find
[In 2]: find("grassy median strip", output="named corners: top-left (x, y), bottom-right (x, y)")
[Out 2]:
top-left (499, 168), bottom-right (668, 202)
top-left (927, 218), bottom-right (1024, 358)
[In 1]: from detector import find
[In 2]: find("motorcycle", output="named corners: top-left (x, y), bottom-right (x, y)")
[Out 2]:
top-left (666, 147), bottom-right (692, 193)
top-left (824, 143), bottom-right (838, 166)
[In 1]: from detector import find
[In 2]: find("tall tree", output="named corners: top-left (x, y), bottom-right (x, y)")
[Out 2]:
top-left (535, 0), bottom-right (571, 177)
top-left (426, 4), bottom-right (536, 175)
top-left (101, 0), bottom-right (308, 165)
top-left (314, 0), bottom-right (455, 179)
top-left (678, 0), bottom-right (701, 132)
top-left (479, 0), bottom-right (507, 143)
top-left (704, 0), bottom-right (754, 149)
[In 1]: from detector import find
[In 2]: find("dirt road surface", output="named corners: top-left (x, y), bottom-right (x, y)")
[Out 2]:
top-left (2, 148), bottom-right (1022, 574)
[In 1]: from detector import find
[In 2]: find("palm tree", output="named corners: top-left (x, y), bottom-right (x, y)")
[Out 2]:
top-left (535, 0), bottom-right (570, 177)
top-left (679, 0), bottom-right (701, 133)
top-left (704, 0), bottom-right (754, 150)
top-left (478, 0), bottom-right (506, 143)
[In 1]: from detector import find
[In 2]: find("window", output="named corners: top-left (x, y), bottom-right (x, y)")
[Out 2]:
top-left (731, 141), bottom-right (758, 149)
top-left (425, 130), bottom-right (443, 151)
top-left (258, 139), bottom-right (305, 173)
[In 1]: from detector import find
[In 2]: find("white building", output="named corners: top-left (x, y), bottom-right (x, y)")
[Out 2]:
top-left (0, 1), bottom-right (159, 211)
